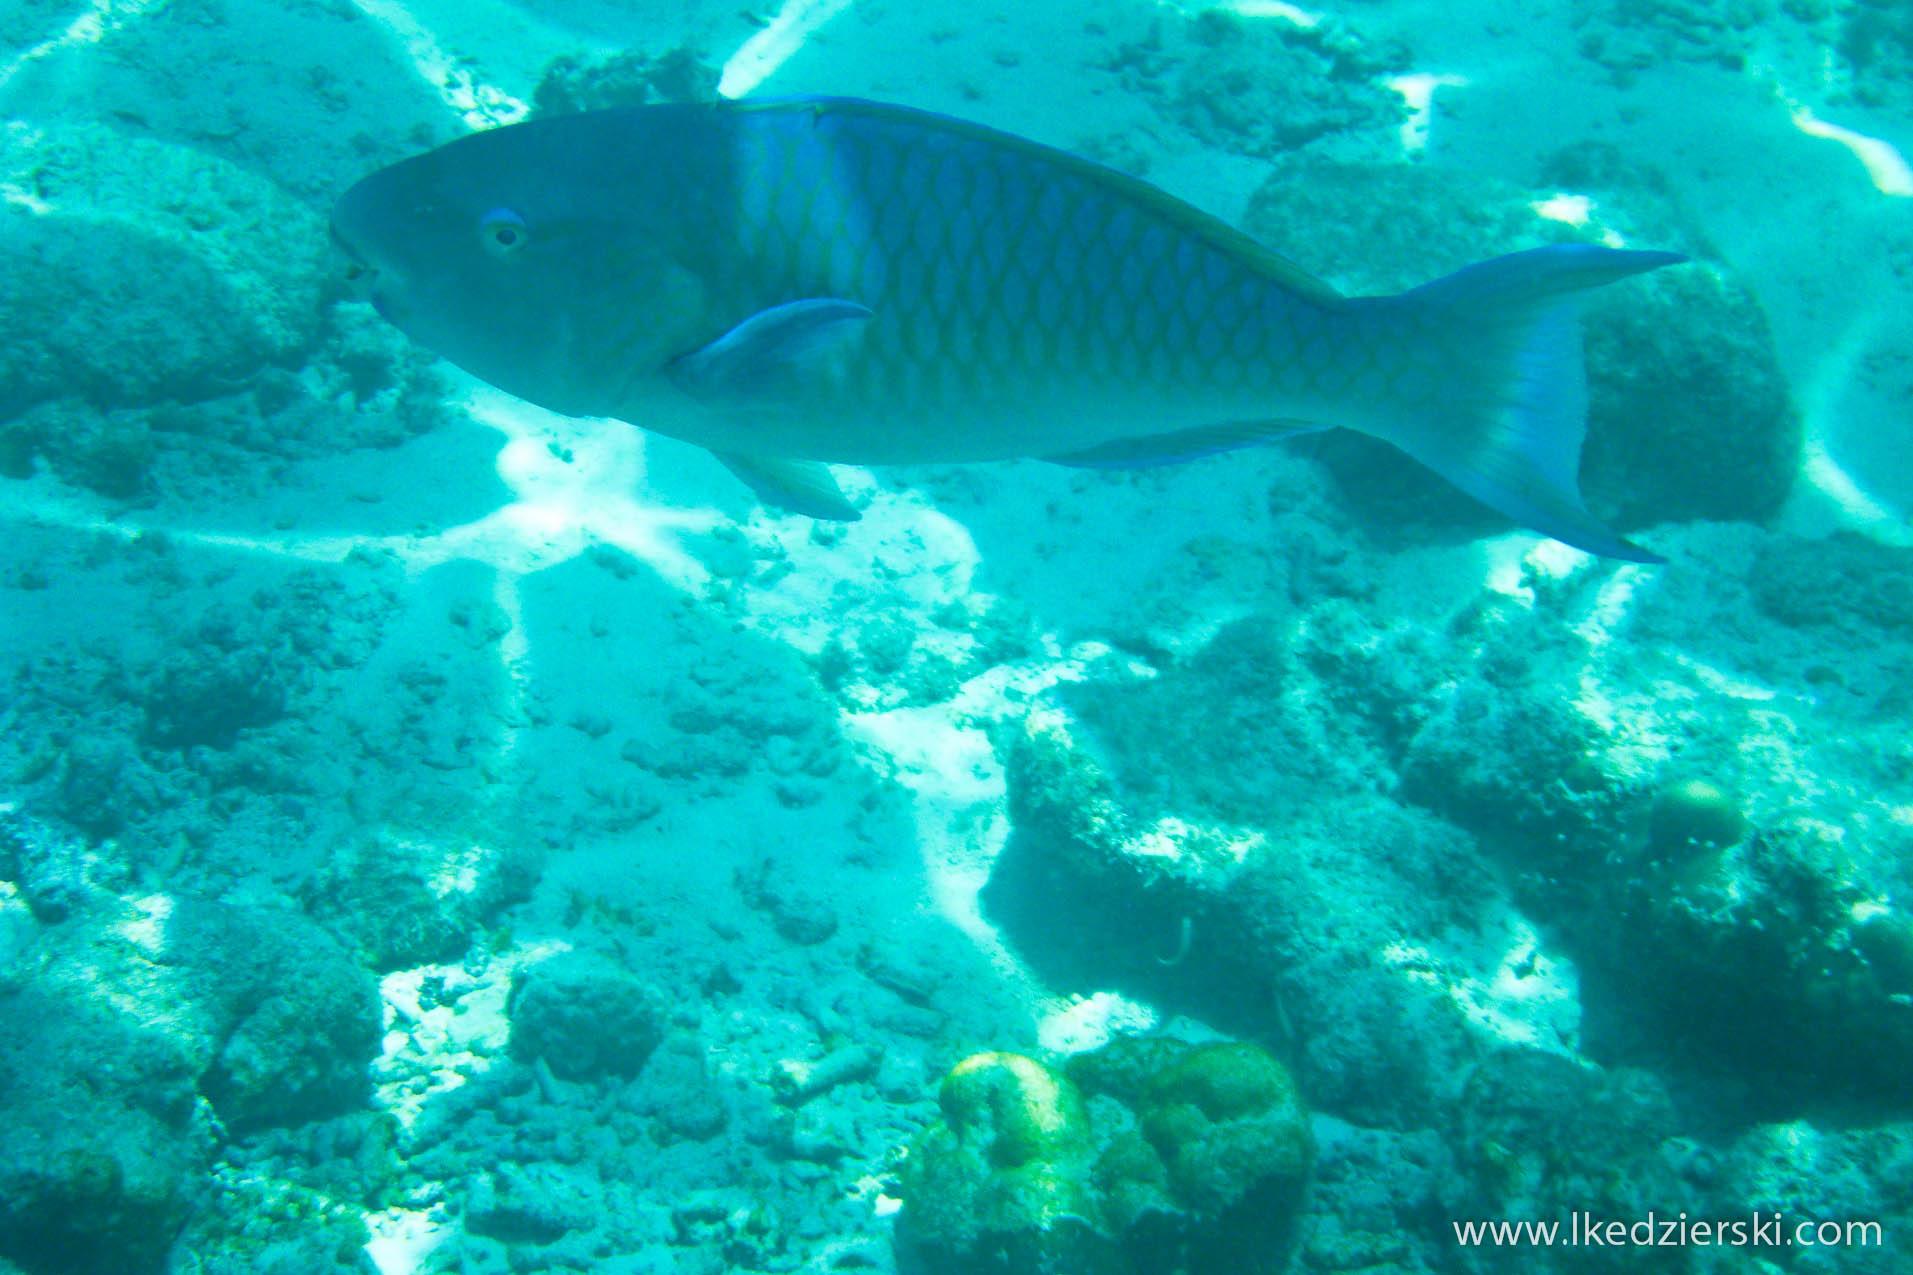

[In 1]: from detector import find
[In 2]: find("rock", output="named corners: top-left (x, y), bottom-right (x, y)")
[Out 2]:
top-left (771, 1044), bottom-right (882, 1106)
top-left (0, 894), bottom-right (379, 1273)
top-left (0, 977), bottom-right (211, 1275)
top-left (137, 642), bottom-right (287, 749)
top-left (464, 1161), bottom-right (602, 1244)
top-left (167, 900), bottom-right (384, 1133)
top-left (1104, 8), bottom-right (1406, 157)
top-left (508, 952), bottom-right (665, 1081)
top-left (1749, 532), bottom-right (1913, 631)
top-left (1843, 2), bottom-right (1913, 110)
top-left (735, 860), bottom-right (840, 946)
top-left (1610, 818), bottom-right (1913, 1100)
top-left (1456, 1048), bottom-right (1683, 1239)
top-left (532, 45), bottom-right (719, 116)
top-left (0, 123), bottom-right (330, 423)
top-left (999, 702), bottom-right (1492, 1127)
top-left (628, 1034), bottom-right (730, 1141)
top-left (303, 835), bottom-right (540, 972)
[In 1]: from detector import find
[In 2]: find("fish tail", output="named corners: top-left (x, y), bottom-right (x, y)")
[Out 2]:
top-left (1368, 243), bottom-right (1683, 563)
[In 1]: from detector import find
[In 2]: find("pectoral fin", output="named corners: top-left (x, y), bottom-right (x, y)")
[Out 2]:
top-left (715, 452), bottom-right (860, 521)
top-left (670, 299), bottom-right (873, 407)
top-left (1046, 418), bottom-right (1326, 469)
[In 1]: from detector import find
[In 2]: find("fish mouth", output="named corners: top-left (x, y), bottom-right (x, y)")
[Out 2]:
top-left (328, 218), bottom-right (394, 318)
top-left (329, 219), bottom-right (372, 280)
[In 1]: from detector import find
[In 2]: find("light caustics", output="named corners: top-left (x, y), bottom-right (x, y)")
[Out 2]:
top-left (51, 389), bottom-right (719, 585)
top-left (718, 0), bottom-right (857, 99)
top-left (1793, 304), bottom-right (1912, 545)
top-left (349, 0), bottom-right (529, 130)
top-left (1788, 102), bottom-right (1913, 198)
top-left (1757, 68), bottom-right (1910, 533)
top-left (1388, 72), bottom-right (1469, 155)
top-left (9, 386), bottom-right (722, 826)
top-left (0, 0), bottom-right (168, 95)
top-left (1160, 0), bottom-right (1323, 25)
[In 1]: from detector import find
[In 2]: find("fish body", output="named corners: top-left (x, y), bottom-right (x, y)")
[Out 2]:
top-left (331, 97), bottom-right (1678, 560)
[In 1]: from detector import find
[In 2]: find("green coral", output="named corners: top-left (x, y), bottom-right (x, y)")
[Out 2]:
top-left (940, 1051), bottom-right (1092, 1168)
top-left (1854, 912), bottom-right (1913, 996)
top-left (900, 1052), bottom-right (1116, 1275)
top-left (899, 1040), bottom-right (1313, 1275)
top-left (1138, 1043), bottom-right (1314, 1220)
top-left (1648, 778), bottom-right (1748, 858)
top-left (1064, 1034), bottom-right (1190, 1108)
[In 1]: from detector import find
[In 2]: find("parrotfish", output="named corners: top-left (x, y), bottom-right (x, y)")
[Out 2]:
top-left (330, 97), bottom-right (1679, 561)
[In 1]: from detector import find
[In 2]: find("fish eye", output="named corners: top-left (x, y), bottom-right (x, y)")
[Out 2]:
top-left (478, 206), bottom-right (529, 258)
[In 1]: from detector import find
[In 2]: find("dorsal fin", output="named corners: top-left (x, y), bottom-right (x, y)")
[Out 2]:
top-left (732, 96), bottom-right (1348, 309)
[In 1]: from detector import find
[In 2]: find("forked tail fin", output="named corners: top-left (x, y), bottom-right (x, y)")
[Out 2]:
top-left (1377, 243), bottom-right (1683, 564)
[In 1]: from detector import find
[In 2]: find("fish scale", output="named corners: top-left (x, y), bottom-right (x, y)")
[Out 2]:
top-left (742, 104), bottom-right (1256, 411)
top-left (332, 96), bottom-right (1682, 558)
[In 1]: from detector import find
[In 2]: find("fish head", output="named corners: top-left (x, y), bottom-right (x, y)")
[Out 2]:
top-left (330, 114), bottom-right (709, 418)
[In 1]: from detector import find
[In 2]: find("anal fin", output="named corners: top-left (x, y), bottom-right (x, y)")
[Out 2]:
top-left (1045, 418), bottom-right (1325, 470)
top-left (716, 452), bottom-right (860, 521)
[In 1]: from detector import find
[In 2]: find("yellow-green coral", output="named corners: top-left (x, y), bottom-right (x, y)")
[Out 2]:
top-left (901, 1053), bottom-right (1115, 1274)
top-left (1146, 1042), bottom-right (1298, 1121)
top-left (1139, 1043), bottom-right (1313, 1216)
top-left (940, 1051), bottom-right (1090, 1168)
top-left (899, 1042), bottom-right (1311, 1274)
top-left (1649, 778), bottom-right (1747, 857)
top-left (1854, 912), bottom-right (1913, 995)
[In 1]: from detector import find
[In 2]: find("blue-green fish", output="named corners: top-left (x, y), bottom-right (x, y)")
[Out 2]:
top-left (331, 97), bottom-right (1679, 561)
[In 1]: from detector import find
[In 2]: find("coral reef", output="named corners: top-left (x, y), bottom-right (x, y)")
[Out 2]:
top-left (0, 881), bottom-right (379, 1274)
top-left (897, 1039), bottom-right (1311, 1275)
top-left (532, 46), bottom-right (721, 116)
top-left (1101, 8), bottom-right (1407, 156)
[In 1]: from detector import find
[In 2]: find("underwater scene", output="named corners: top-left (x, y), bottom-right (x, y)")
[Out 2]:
top-left (2, 0), bottom-right (1912, 1272)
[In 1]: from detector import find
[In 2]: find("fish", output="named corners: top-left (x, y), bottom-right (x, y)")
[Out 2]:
top-left (330, 96), bottom-right (1681, 561)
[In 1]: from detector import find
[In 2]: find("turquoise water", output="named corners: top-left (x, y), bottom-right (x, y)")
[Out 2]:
top-left (1, 3), bottom-right (1911, 1273)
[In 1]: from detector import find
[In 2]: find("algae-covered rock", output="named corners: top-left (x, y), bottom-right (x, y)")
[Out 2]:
top-left (0, 977), bottom-right (212, 1275)
top-left (942, 1051), bottom-right (1094, 1168)
top-left (1456, 1047), bottom-right (1685, 1270)
top-left (303, 834), bottom-right (540, 972)
top-left (1138, 1043), bottom-right (1314, 1217)
top-left (1853, 912), bottom-right (1913, 997)
top-left (1378, 526), bottom-right (1913, 1105)
top-left (899, 1051), bottom-right (1117, 1275)
top-left (167, 900), bottom-right (383, 1133)
top-left (508, 951), bottom-right (665, 1080)
top-left (1063, 1033), bottom-right (1193, 1109)
top-left (0, 122), bottom-right (331, 421)
top-left (899, 1040), bottom-right (1313, 1275)
top-left (0, 893), bottom-right (380, 1273)
top-left (1104, 9), bottom-right (1407, 157)
top-left (1749, 531), bottom-right (1913, 631)
top-left (1615, 818), bottom-right (1913, 1099)
top-left (1648, 777), bottom-right (1748, 857)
